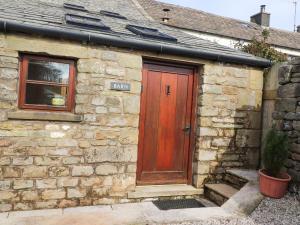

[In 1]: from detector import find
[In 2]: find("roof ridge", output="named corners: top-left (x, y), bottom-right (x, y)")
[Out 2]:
top-left (130, 0), bottom-right (154, 21)
top-left (269, 26), bottom-right (300, 36)
top-left (149, 0), bottom-right (257, 24)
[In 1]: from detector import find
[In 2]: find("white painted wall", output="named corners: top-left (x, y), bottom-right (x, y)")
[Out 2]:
top-left (183, 29), bottom-right (300, 57)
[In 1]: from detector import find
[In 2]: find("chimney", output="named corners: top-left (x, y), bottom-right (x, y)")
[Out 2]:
top-left (250, 5), bottom-right (270, 27)
top-left (162, 8), bottom-right (170, 23)
top-left (297, 25), bottom-right (300, 33)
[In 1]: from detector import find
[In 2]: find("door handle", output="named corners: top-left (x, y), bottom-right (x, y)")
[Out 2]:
top-left (183, 126), bottom-right (191, 133)
top-left (165, 85), bottom-right (171, 95)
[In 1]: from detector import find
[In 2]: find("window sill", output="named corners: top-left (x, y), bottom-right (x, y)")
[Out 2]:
top-left (7, 111), bottom-right (83, 122)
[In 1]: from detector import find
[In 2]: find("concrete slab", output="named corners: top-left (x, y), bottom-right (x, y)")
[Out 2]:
top-left (63, 205), bottom-right (112, 215)
top-left (222, 181), bottom-right (264, 216)
top-left (8, 208), bottom-right (63, 218)
top-left (1, 203), bottom-right (233, 225)
top-left (111, 201), bottom-right (158, 211)
top-left (144, 207), bottom-right (233, 224)
top-left (0, 213), bottom-right (8, 220)
top-left (128, 184), bottom-right (203, 198)
top-left (205, 183), bottom-right (238, 199)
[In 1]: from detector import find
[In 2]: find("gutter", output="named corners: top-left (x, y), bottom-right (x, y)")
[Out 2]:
top-left (0, 20), bottom-right (272, 67)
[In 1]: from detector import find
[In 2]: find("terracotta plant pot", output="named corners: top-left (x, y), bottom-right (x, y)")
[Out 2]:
top-left (259, 169), bottom-right (291, 199)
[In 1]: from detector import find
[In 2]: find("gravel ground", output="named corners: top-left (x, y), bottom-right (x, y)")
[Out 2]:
top-left (159, 193), bottom-right (300, 225)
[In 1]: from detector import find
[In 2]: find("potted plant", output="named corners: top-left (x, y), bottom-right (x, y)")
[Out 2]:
top-left (259, 129), bottom-right (291, 198)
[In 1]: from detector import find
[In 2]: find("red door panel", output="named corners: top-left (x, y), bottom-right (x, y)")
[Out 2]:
top-left (137, 62), bottom-right (195, 185)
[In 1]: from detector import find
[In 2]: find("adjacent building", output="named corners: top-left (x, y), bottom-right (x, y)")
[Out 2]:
top-left (137, 0), bottom-right (300, 57)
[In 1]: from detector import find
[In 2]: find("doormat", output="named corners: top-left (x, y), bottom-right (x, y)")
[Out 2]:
top-left (152, 199), bottom-right (205, 210)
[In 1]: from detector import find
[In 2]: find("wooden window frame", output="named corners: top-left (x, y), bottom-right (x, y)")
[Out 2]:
top-left (19, 55), bottom-right (76, 112)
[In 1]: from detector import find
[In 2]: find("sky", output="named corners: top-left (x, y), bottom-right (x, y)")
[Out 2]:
top-left (159, 0), bottom-right (300, 32)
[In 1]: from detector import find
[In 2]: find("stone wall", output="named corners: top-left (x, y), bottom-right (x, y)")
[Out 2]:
top-left (0, 34), bottom-right (141, 212)
top-left (0, 33), bottom-right (264, 212)
top-left (193, 63), bottom-right (263, 186)
top-left (272, 59), bottom-right (300, 184)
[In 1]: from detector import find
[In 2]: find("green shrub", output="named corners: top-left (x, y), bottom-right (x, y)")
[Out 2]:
top-left (263, 129), bottom-right (289, 177)
top-left (235, 29), bottom-right (287, 63)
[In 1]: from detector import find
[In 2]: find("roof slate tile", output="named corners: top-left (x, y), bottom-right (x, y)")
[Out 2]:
top-left (0, 0), bottom-right (269, 65)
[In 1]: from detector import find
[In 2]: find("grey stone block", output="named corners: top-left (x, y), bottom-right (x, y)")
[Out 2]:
top-left (293, 121), bottom-right (300, 131)
top-left (278, 83), bottom-right (300, 98)
top-left (288, 169), bottom-right (300, 182)
top-left (291, 65), bottom-right (300, 73)
top-left (278, 65), bottom-right (292, 84)
top-left (290, 57), bottom-right (300, 65)
top-left (291, 143), bottom-right (300, 154)
top-left (291, 72), bottom-right (300, 78)
top-left (283, 121), bottom-right (293, 131)
top-left (275, 98), bottom-right (297, 112)
top-left (291, 77), bottom-right (300, 83)
top-left (285, 159), bottom-right (296, 168)
top-left (272, 111), bottom-right (286, 120)
top-left (284, 112), bottom-right (300, 120)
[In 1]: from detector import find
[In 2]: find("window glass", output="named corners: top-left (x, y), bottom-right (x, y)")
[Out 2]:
top-left (27, 59), bottom-right (69, 84)
top-left (25, 83), bottom-right (68, 107)
top-left (19, 55), bottom-right (75, 111)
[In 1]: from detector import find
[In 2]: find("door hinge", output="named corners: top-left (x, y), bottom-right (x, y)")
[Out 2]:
top-left (141, 84), bottom-right (143, 93)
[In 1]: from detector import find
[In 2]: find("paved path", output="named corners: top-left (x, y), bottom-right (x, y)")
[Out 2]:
top-left (0, 202), bottom-right (233, 225)
top-left (1, 194), bottom-right (299, 225)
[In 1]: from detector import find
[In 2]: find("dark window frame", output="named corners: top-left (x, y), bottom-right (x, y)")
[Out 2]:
top-left (19, 55), bottom-right (76, 112)
top-left (63, 3), bottom-right (87, 12)
top-left (65, 14), bottom-right (111, 31)
top-left (100, 10), bottom-right (127, 20)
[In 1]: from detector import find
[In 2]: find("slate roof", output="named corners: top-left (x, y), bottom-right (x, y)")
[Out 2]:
top-left (38, 0), bottom-right (148, 21)
top-left (137, 0), bottom-right (300, 51)
top-left (0, 0), bottom-right (270, 66)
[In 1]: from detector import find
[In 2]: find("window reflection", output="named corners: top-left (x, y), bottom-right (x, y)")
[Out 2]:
top-left (27, 59), bottom-right (69, 84)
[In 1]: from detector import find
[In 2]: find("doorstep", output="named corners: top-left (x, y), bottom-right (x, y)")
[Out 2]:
top-left (128, 184), bottom-right (203, 199)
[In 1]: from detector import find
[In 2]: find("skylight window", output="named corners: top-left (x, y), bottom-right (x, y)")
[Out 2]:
top-left (63, 3), bottom-right (87, 12)
top-left (65, 14), bottom-right (110, 31)
top-left (100, 10), bottom-right (127, 20)
top-left (126, 25), bottom-right (177, 42)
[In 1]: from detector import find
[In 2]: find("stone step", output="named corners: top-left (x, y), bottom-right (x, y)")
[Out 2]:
top-left (226, 169), bottom-right (258, 182)
top-left (224, 173), bottom-right (247, 189)
top-left (204, 183), bottom-right (239, 206)
top-left (128, 184), bottom-right (203, 199)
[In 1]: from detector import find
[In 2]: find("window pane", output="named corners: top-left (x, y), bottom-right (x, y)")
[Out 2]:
top-left (25, 83), bottom-right (68, 107)
top-left (27, 59), bottom-right (70, 84)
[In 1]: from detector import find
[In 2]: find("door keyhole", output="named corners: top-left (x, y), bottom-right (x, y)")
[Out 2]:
top-left (166, 85), bottom-right (171, 96)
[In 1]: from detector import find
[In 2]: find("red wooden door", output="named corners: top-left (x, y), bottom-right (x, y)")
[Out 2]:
top-left (137, 62), bottom-right (196, 185)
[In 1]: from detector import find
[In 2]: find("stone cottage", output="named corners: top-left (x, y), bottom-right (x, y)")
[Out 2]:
top-left (0, 0), bottom-right (271, 212)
